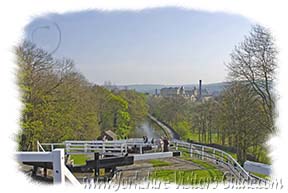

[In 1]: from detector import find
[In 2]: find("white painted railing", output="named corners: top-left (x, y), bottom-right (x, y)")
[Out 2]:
top-left (16, 149), bottom-right (80, 185)
top-left (36, 138), bottom-right (268, 183)
top-left (36, 141), bottom-right (46, 152)
top-left (134, 152), bottom-right (174, 161)
top-left (172, 139), bottom-right (252, 181)
top-left (39, 139), bottom-right (154, 155)
top-left (147, 115), bottom-right (264, 182)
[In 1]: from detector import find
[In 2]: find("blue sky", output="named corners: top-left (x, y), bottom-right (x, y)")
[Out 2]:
top-left (24, 8), bottom-right (253, 85)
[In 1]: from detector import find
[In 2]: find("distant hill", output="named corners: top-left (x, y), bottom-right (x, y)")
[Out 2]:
top-left (117, 82), bottom-right (230, 96)
top-left (117, 84), bottom-right (166, 94)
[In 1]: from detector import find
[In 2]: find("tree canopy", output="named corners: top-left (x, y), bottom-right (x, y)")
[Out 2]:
top-left (148, 25), bottom-right (277, 164)
top-left (17, 41), bottom-right (148, 151)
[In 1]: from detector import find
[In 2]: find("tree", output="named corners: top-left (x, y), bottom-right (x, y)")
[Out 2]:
top-left (118, 90), bottom-right (148, 128)
top-left (92, 86), bottom-right (131, 138)
top-left (218, 82), bottom-right (268, 164)
top-left (227, 25), bottom-right (277, 132)
top-left (17, 40), bottom-right (151, 150)
top-left (17, 41), bottom-right (74, 150)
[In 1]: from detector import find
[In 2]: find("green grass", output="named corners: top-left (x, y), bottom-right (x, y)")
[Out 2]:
top-left (149, 159), bottom-right (172, 167)
top-left (184, 133), bottom-right (220, 144)
top-left (227, 152), bottom-right (237, 160)
top-left (184, 133), bottom-right (199, 142)
top-left (184, 133), bottom-right (270, 164)
top-left (149, 157), bottom-right (224, 185)
top-left (178, 147), bottom-right (195, 158)
top-left (150, 169), bottom-right (224, 185)
top-left (70, 154), bottom-right (90, 165)
top-left (250, 172), bottom-right (270, 180)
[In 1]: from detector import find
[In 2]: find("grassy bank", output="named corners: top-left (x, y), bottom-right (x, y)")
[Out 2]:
top-left (149, 157), bottom-right (224, 185)
top-left (150, 169), bottom-right (224, 185)
top-left (250, 172), bottom-right (270, 180)
top-left (149, 159), bottom-right (172, 167)
top-left (70, 154), bottom-right (90, 165)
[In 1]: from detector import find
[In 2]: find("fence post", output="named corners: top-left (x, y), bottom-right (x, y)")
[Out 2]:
top-left (37, 141), bottom-right (40, 152)
top-left (189, 144), bottom-right (193, 158)
top-left (175, 142), bottom-right (178, 150)
top-left (52, 149), bottom-right (65, 184)
top-left (102, 142), bottom-right (105, 154)
top-left (84, 143), bottom-right (88, 153)
top-left (66, 143), bottom-right (70, 154)
top-left (201, 146), bottom-right (204, 160)
top-left (120, 144), bottom-right (123, 155)
top-left (140, 145), bottom-right (143, 154)
top-left (125, 143), bottom-right (128, 154)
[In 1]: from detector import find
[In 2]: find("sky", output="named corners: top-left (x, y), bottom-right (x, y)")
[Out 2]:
top-left (24, 7), bottom-right (254, 85)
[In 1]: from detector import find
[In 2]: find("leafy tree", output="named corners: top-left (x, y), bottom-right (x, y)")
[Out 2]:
top-left (17, 41), bottom-right (74, 150)
top-left (227, 25), bottom-right (277, 132)
top-left (92, 86), bottom-right (131, 138)
top-left (218, 82), bottom-right (268, 164)
top-left (118, 90), bottom-right (148, 128)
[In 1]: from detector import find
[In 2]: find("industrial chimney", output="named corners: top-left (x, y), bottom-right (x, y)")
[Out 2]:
top-left (199, 80), bottom-right (202, 100)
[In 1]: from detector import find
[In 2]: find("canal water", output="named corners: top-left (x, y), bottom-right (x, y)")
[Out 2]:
top-left (131, 118), bottom-right (167, 139)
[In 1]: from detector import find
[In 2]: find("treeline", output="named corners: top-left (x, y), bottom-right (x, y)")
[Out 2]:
top-left (148, 83), bottom-right (271, 164)
top-left (148, 25), bottom-right (276, 164)
top-left (17, 41), bottom-right (148, 151)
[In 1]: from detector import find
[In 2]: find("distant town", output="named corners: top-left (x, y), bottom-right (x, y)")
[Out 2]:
top-left (103, 80), bottom-right (225, 102)
top-left (154, 80), bottom-right (213, 102)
